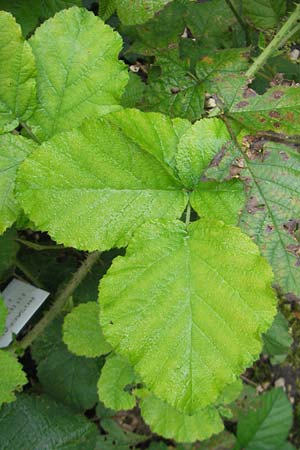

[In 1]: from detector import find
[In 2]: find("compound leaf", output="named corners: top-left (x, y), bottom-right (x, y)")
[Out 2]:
top-left (116, 0), bottom-right (171, 25)
top-left (63, 303), bottom-right (111, 358)
top-left (0, 351), bottom-right (27, 406)
top-left (236, 388), bottom-right (293, 450)
top-left (97, 354), bottom-right (137, 411)
top-left (0, 11), bottom-right (36, 133)
top-left (100, 219), bottom-right (276, 413)
top-left (0, 134), bottom-right (36, 234)
top-left (28, 6), bottom-right (128, 141)
top-left (139, 393), bottom-right (224, 443)
top-left (190, 180), bottom-right (245, 225)
top-left (17, 114), bottom-right (188, 251)
top-left (239, 141), bottom-right (300, 296)
top-left (0, 394), bottom-right (99, 449)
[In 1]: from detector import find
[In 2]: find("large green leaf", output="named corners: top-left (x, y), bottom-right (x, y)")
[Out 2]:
top-left (0, 394), bottom-right (99, 449)
top-left (0, 351), bottom-right (27, 406)
top-left (236, 388), bottom-right (293, 450)
top-left (242, 0), bottom-right (286, 29)
top-left (0, 134), bottom-right (36, 234)
top-left (0, 11), bottom-right (36, 133)
top-left (117, 0), bottom-right (171, 25)
top-left (97, 353), bottom-right (137, 411)
top-left (17, 113), bottom-right (188, 251)
top-left (63, 303), bottom-right (111, 358)
top-left (100, 219), bottom-right (276, 413)
top-left (28, 6), bottom-right (128, 141)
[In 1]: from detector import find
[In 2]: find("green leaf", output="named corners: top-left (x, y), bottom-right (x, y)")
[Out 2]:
top-left (194, 430), bottom-right (237, 450)
top-left (98, 0), bottom-right (116, 21)
top-left (32, 319), bottom-right (101, 412)
top-left (28, 6), bottom-right (128, 141)
top-left (228, 84), bottom-right (300, 135)
top-left (0, 351), bottom-right (27, 406)
top-left (175, 118), bottom-right (231, 189)
top-left (190, 180), bottom-right (245, 225)
top-left (100, 219), bottom-right (276, 413)
top-left (236, 388), bottom-right (293, 450)
top-left (263, 312), bottom-right (292, 363)
top-left (0, 0), bottom-right (81, 36)
top-left (121, 72), bottom-right (145, 108)
top-left (97, 353), bottom-right (137, 411)
top-left (238, 141), bottom-right (300, 296)
top-left (0, 11), bottom-right (36, 133)
top-left (17, 114), bottom-right (188, 251)
top-left (0, 228), bottom-right (19, 283)
top-left (63, 303), bottom-right (111, 358)
top-left (0, 296), bottom-right (7, 336)
top-left (0, 394), bottom-right (99, 449)
top-left (116, 0), bottom-right (171, 25)
top-left (142, 48), bottom-right (249, 121)
top-left (139, 393), bottom-right (224, 443)
top-left (242, 0), bottom-right (286, 29)
top-left (0, 134), bottom-right (36, 234)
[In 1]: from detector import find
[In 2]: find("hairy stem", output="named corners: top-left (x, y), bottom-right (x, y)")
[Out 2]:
top-left (16, 250), bottom-right (101, 352)
top-left (20, 122), bottom-right (41, 145)
top-left (16, 238), bottom-right (65, 251)
top-left (246, 3), bottom-right (300, 79)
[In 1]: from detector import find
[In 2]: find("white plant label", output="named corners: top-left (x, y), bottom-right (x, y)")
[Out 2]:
top-left (0, 278), bottom-right (49, 348)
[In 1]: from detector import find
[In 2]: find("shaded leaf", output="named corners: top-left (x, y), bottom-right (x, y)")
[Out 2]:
top-left (242, 0), bottom-right (286, 29)
top-left (236, 388), bottom-right (293, 450)
top-left (0, 229), bottom-right (19, 283)
top-left (263, 312), bottom-right (292, 363)
top-left (0, 394), bottom-right (99, 449)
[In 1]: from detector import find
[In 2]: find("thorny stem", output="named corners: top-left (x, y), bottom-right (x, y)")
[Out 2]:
top-left (224, 0), bottom-right (250, 46)
top-left (246, 3), bottom-right (300, 79)
top-left (15, 250), bottom-right (101, 353)
top-left (16, 238), bottom-right (65, 251)
top-left (20, 122), bottom-right (41, 145)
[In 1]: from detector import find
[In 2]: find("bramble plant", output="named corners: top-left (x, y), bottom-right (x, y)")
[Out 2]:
top-left (0, 1), bottom-right (300, 448)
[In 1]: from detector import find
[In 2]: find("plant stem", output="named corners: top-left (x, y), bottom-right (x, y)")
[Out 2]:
top-left (17, 250), bottom-right (101, 352)
top-left (15, 260), bottom-right (46, 290)
top-left (185, 202), bottom-right (191, 227)
top-left (246, 3), bottom-right (300, 79)
top-left (20, 122), bottom-right (41, 145)
top-left (224, 0), bottom-right (250, 46)
top-left (16, 238), bottom-right (65, 251)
